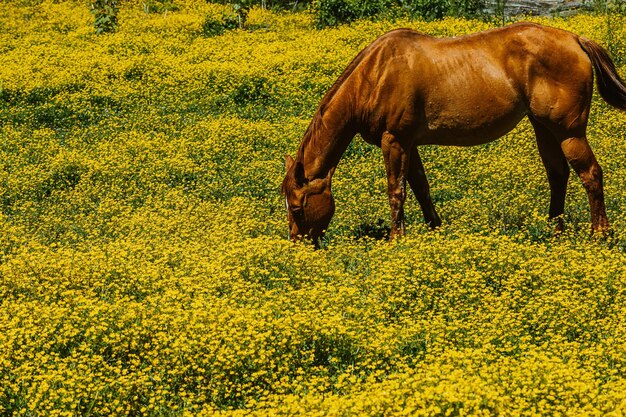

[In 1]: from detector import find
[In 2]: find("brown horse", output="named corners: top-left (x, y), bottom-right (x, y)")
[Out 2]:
top-left (282, 22), bottom-right (626, 244)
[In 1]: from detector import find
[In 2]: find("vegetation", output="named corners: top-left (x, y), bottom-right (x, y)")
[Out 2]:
top-left (91, 0), bottom-right (120, 34)
top-left (313, 0), bottom-right (487, 28)
top-left (1, 0), bottom-right (626, 415)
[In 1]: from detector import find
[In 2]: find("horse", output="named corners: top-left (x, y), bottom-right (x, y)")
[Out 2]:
top-left (281, 22), bottom-right (626, 245)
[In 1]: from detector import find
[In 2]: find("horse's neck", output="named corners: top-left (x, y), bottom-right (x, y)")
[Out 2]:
top-left (298, 100), bottom-right (356, 180)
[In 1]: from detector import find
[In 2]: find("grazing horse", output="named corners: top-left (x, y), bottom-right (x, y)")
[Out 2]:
top-left (281, 22), bottom-right (626, 244)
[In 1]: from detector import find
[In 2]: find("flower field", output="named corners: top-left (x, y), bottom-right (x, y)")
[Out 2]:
top-left (1, 1), bottom-right (626, 415)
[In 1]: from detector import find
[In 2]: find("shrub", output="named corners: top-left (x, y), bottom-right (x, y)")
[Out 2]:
top-left (314, 0), bottom-right (487, 27)
top-left (91, 0), bottom-right (119, 34)
top-left (201, 11), bottom-right (239, 36)
top-left (201, 1), bottom-right (251, 36)
top-left (207, 0), bottom-right (314, 12)
top-left (314, 0), bottom-right (392, 28)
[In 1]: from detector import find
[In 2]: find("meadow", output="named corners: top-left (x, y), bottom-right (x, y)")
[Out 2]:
top-left (1, 1), bottom-right (626, 415)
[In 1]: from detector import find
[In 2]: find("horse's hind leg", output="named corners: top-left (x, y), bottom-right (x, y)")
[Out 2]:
top-left (560, 135), bottom-right (609, 234)
top-left (529, 82), bottom-right (608, 234)
top-left (382, 132), bottom-right (410, 240)
top-left (408, 146), bottom-right (441, 229)
top-left (529, 118), bottom-right (570, 233)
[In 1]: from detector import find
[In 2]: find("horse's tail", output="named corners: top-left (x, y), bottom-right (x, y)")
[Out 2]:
top-left (578, 36), bottom-right (626, 110)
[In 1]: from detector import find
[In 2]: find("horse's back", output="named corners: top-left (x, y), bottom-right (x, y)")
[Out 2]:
top-left (349, 23), bottom-right (593, 145)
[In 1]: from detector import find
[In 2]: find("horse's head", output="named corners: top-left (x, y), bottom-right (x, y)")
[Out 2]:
top-left (281, 155), bottom-right (335, 245)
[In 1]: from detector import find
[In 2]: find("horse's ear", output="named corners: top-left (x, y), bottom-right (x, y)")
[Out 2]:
top-left (323, 166), bottom-right (335, 187)
top-left (294, 161), bottom-right (307, 186)
top-left (285, 154), bottom-right (295, 171)
top-left (325, 166), bottom-right (336, 180)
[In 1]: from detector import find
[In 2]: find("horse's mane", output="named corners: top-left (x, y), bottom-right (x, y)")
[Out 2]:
top-left (295, 42), bottom-right (374, 162)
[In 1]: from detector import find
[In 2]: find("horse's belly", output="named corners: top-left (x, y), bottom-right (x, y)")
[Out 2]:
top-left (417, 99), bottom-right (527, 146)
top-left (414, 58), bottom-right (528, 146)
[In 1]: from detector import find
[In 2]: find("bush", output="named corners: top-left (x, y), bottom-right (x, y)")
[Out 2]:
top-left (314, 0), bottom-right (357, 27)
top-left (207, 0), bottom-right (314, 12)
top-left (202, 13), bottom-right (239, 36)
top-left (201, 2), bottom-right (251, 36)
top-left (91, 0), bottom-right (119, 34)
top-left (314, 0), bottom-right (487, 27)
top-left (314, 0), bottom-right (392, 28)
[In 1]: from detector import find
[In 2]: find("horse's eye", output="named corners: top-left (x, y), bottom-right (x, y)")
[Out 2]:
top-left (291, 206), bottom-right (304, 217)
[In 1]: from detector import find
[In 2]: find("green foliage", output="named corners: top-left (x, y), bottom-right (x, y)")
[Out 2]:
top-left (233, 1), bottom-right (251, 26)
top-left (314, 0), bottom-right (393, 28)
top-left (91, 0), bottom-right (119, 34)
top-left (314, 0), bottom-right (487, 27)
top-left (202, 12), bottom-right (239, 36)
top-left (429, 0), bottom-right (485, 19)
top-left (209, 0), bottom-right (254, 25)
top-left (399, 0), bottom-right (452, 20)
top-left (208, 0), bottom-right (313, 11)
top-left (314, 0), bottom-right (357, 27)
top-left (585, 0), bottom-right (626, 14)
top-left (142, 0), bottom-right (180, 13)
top-left (201, 1), bottom-right (251, 36)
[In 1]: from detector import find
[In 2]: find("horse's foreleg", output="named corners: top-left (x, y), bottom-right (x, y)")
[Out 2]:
top-left (561, 136), bottom-right (610, 235)
top-left (382, 132), bottom-right (410, 240)
top-left (530, 119), bottom-right (570, 234)
top-left (408, 146), bottom-right (441, 229)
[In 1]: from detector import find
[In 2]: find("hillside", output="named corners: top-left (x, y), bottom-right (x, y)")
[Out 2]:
top-left (1, 1), bottom-right (626, 415)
